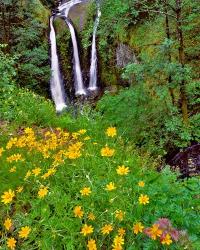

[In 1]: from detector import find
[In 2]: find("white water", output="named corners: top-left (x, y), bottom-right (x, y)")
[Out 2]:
top-left (66, 20), bottom-right (86, 95)
top-left (58, 0), bottom-right (82, 15)
top-left (49, 16), bottom-right (67, 112)
top-left (88, 4), bottom-right (101, 91)
top-left (60, 0), bottom-right (86, 96)
top-left (50, 0), bottom-right (101, 109)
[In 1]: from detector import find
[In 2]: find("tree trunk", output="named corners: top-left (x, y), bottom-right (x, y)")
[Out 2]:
top-left (164, 0), bottom-right (175, 105)
top-left (1, 4), bottom-right (7, 44)
top-left (175, 0), bottom-right (189, 124)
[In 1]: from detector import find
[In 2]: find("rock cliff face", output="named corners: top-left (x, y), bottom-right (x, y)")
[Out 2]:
top-left (116, 43), bottom-right (138, 69)
top-left (68, 0), bottom-right (92, 30)
top-left (46, 0), bottom-right (138, 92)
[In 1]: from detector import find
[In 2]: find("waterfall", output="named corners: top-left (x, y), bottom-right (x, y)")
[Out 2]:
top-left (60, 0), bottom-right (86, 96)
top-left (58, 0), bottom-right (82, 15)
top-left (88, 3), bottom-right (101, 91)
top-left (49, 16), bottom-right (67, 112)
top-left (50, 0), bottom-right (101, 110)
top-left (64, 19), bottom-right (86, 95)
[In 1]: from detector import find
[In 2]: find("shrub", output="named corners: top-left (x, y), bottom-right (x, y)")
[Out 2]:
top-left (97, 85), bottom-right (200, 156)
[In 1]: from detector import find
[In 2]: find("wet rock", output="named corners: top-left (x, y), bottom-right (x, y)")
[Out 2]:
top-left (168, 144), bottom-right (200, 178)
top-left (116, 43), bottom-right (138, 68)
top-left (104, 85), bottom-right (119, 95)
top-left (61, 0), bottom-right (93, 30)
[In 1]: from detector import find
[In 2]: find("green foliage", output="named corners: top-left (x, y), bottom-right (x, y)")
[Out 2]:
top-left (13, 11), bottom-right (50, 94)
top-left (0, 45), bottom-right (16, 89)
top-left (0, 0), bottom-right (199, 247)
top-left (81, 2), bottom-right (96, 49)
top-left (100, 0), bottom-right (131, 40)
top-left (0, 125), bottom-right (199, 249)
top-left (97, 84), bottom-right (200, 155)
top-left (0, 87), bottom-right (72, 128)
top-left (0, 45), bottom-right (17, 111)
top-left (0, 0), bottom-right (50, 95)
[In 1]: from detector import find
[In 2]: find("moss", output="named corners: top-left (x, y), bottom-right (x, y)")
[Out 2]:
top-left (101, 69), bottom-right (118, 86)
top-left (128, 17), bottom-right (165, 59)
top-left (69, 0), bottom-right (95, 31)
top-left (31, 0), bottom-right (50, 25)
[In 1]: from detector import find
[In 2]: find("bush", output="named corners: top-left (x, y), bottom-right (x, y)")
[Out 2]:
top-left (0, 87), bottom-right (72, 128)
top-left (0, 45), bottom-right (17, 102)
top-left (97, 85), bottom-right (200, 156)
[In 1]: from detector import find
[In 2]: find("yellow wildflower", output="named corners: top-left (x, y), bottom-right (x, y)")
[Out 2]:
top-left (73, 206), bottom-right (84, 218)
top-left (62, 132), bottom-right (70, 138)
top-left (88, 212), bottom-right (96, 221)
top-left (101, 224), bottom-right (113, 235)
top-left (116, 165), bottom-right (130, 175)
top-left (87, 239), bottom-right (97, 250)
top-left (106, 127), bottom-right (117, 137)
top-left (24, 170), bottom-right (32, 180)
top-left (38, 187), bottom-right (48, 198)
top-left (4, 218), bottom-right (12, 231)
top-left (6, 138), bottom-right (17, 150)
top-left (16, 186), bottom-right (23, 193)
top-left (72, 132), bottom-right (79, 139)
top-left (133, 222), bottom-right (144, 234)
top-left (105, 182), bottom-right (116, 191)
top-left (138, 181), bottom-right (145, 187)
top-left (149, 224), bottom-right (162, 240)
top-left (80, 224), bottom-right (94, 236)
top-left (24, 127), bottom-right (34, 134)
top-left (138, 194), bottom-right (149, 205)
top-left (41, 168), bottom-right (56, 179)
top-left (161, 233), bottom-right (173, 245)
top-left (15, 137), bottom-right (26, 148)
top-left (113, 235), bottom-right (124, 247)
top-left (80, 187), bottom-right (91, 196)
top-left (118, 228), bottom-right (126, 236)
top-left (65, 150), bottom-right (81, 159)
top-left (1, 189), bottom-right (15, 204)
top-left (32, 168), bottom-right (41, 176)
top-left (7, 237), bottom-right (16, 250)
top-left (18, 226), bottom-right (31, 238)
top-left (115, 210), bottom-right (125, 221)
top-left (78, 129), bottom-right (87, 135)
top-left (101, 146), bottom-right (115, 157)
top-left (0, 147), bottom-right (4, 157)
top-left (44, 131), bottom-right (51, 137)
top-left (9, 167), bottom-right (16, 173)
top-left (6, 154), bottom-right (23, 163)
top-left (112, 245), bottom-right (123, 250)
top-left (84, 136), bottom-right (91, 141)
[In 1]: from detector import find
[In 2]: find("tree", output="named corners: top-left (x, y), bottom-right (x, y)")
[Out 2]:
top-left (0, 0), bottom-right (50, 95)
top-left (128, 0), bottom-right (199, 124)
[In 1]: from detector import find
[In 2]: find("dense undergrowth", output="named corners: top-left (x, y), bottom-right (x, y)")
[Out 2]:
top-left (98, 85), bottom-right (200, 156)
top-left (0, 87), bottom-right (200, 250)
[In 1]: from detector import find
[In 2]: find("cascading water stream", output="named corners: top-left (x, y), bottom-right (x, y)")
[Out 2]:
top-left (65, 19), bottom-right (86, 95)
top-left (50, 0), bottom-right (101, 110)
top-left (59, 0), bottom-right (86, 95)
top-left (88, 3), bottom-right (101, 91)
top-left (58, 0), bottom-right (82, 16)
top-left (49, 16), bottom-right (67, 112)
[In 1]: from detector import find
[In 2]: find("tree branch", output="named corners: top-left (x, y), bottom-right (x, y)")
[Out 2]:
top-left (141, 9), bottom-right (176, 18)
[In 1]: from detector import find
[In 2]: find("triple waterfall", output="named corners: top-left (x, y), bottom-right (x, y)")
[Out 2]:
top-left (50, 0), bottom-right (101, 112)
